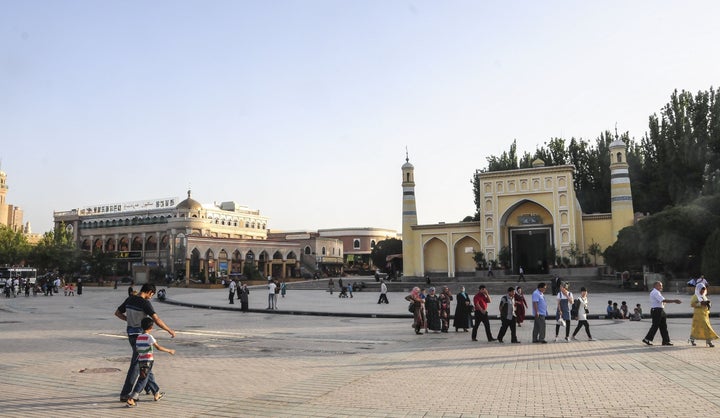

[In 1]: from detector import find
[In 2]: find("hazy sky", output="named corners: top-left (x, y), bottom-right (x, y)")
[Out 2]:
top-left (2, 1), bottom-right (719, 235)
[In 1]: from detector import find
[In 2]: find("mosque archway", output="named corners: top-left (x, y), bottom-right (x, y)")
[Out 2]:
top-left (501, 199), bottom-right (554, 274)
top-left (423, 237), bottom-right (448, 275)
top-left (454, 236), bottom-right (480, 274)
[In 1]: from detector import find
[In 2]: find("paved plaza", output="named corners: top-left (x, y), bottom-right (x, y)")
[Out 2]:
top-left (1, 281), bottom-right (719, 417)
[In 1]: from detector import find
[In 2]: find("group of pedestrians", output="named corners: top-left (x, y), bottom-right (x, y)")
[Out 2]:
top-left (642, 279), bottom-right (719, 348)
top-left (226, 279), bottom-right (250, 311)
top-left (405, 281), bottom-right (596, 344)
top-left (267, 277), bottom-right (283, 309)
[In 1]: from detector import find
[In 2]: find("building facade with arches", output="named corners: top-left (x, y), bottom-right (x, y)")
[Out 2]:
top-left (54, 191), bottom-right (301, 283)
top-left (401, 140), bottom-right (634, 278)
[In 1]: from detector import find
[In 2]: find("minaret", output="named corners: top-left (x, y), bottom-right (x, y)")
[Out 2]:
top-left (609, 139), bottom-right (634, 237)
top-left (401, 152), bottom-right (418, 277)
top-left (0, 169), bottom-right (8, 227)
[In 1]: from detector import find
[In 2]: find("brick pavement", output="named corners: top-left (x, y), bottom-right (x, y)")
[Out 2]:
top-left (1, 285), bottom-right (718, 417)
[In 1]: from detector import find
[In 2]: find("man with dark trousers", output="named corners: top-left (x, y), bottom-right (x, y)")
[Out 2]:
top-left (496, 287), bottom-right (520, 343)
top-left (471, 285), bottom-right (496, 342)
top-left (115, 283), bottom-right (175, 402)
top-left (643, 281), bottom-right (681, 346)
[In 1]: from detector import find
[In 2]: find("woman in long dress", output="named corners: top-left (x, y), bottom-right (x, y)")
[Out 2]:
top-left (514, 286), bottom-right (528, 327)
top-left (425, 287), bottom-right (442, 333)
top-left (689, 283), bottom-right (718, 347)
top-left (405, 287), bottom-right (425, 335)
top-left (453, 286), bottom-right (471, 332)
top-left (439, 287), bottom-right (453, 333)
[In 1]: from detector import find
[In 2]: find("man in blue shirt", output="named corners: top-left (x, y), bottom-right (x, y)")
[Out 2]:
top-left (532, 282), bottom-right (548, 343)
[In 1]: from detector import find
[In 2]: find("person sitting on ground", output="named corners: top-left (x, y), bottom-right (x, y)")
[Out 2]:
top-left (630, 303), bottom-right (642, 321)
top-left (606, 300), bottom-right (613, 318)
top-left (611, 302), bottom-right (622, 319)
top-left (620, 301), bottom-right (629, 319)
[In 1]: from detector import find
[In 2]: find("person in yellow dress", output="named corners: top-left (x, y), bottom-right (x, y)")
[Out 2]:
top-left (689, 283), bottom-right (718, 347)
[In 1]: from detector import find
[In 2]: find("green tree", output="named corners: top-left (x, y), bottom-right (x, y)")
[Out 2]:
top-left (370, 238), bottom-right (403, 273)
top-left (498, 246), bottom-right (511, 269)
top-left (0, 225), bottom-right (30, 266)
top-left (588, 241), bottom-right (602, 266)
top-left (566, 243), bottom-right (581, 266)
top-left (29, 224), bottom-right (82, 274)
top-left (701, 229), bottom-right (720, 284)
top-left (472, 251), bottom-right (486, 269)
top-left (83, 250), bottom-right (114, 279)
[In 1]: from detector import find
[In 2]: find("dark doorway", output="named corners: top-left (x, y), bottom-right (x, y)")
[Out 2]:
top-left (511, 229), bottom-right (550, 274)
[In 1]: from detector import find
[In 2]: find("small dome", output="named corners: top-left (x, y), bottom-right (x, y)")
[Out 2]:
top-left (531, 158), bottom-right (545, 168)
top-left (609, 139), bottom-right (625, 148)
top-left (402, 161), bottom-right (414, 170)
top-left (177, 190), bottom-right (202, 211)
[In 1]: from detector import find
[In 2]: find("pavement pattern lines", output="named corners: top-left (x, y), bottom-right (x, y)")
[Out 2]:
top-left (2, 286), bottom-right (720, 417)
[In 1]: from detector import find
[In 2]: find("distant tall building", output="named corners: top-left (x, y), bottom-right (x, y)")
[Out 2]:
top-left (0, 168), bottom-right (25, 233)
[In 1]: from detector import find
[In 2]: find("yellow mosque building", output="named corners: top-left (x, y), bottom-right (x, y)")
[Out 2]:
top-left (401, 140), bottom-right (634, 278)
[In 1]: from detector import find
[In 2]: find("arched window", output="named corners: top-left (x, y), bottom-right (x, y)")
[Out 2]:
top-left (370, 240), bottom-right (376, 248)
top-left (321, 247), bottom-right (326, 256)
top-left (353, 239), bottom-right (360, 249)
top-left (304, 246), bottom-right (311, 255)
top-left (616, 152), bottom-right (623, 163)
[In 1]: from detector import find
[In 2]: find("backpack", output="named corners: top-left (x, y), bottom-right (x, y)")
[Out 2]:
top-left (571, 298), bottom-right (581, 319)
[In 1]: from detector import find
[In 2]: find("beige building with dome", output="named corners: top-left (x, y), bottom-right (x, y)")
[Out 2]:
top-left (54, 191), bottom-right (302, 283)
top-left (401, 140), bottom-right (634, 278)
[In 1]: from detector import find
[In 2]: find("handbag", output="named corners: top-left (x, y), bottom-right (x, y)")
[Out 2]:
top-left (408, 301), bottom-right (415, 313)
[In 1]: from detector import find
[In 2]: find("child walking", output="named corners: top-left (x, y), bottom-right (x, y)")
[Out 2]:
top-left (126, 317), bottom-right (176, 407)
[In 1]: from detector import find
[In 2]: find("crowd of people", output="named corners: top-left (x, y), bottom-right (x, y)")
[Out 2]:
top-left (404, 283), bottom-right (564, 343)
top-left (3, 276), bottom-right (84, 298)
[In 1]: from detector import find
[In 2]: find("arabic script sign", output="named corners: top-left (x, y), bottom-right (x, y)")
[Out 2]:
top-left (78, 197), bottom-right (179, 216)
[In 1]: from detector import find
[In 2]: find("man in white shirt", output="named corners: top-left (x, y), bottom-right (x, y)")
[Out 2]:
top-left (228, 279), bottom-right (236, 304)
top-left (377, 280), bottom-right (389, 304)
top-left (267, 279), bottom-right (277, 310)
top-left (642, 281), bottom-right (681, 346)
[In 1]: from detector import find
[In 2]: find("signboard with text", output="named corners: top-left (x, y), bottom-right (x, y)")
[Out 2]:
top-left (78, 197), bottom-right (179, 216)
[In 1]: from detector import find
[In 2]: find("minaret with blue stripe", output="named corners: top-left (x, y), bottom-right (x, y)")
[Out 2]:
top-left (610, 139), bottom-right (635, 237)
top-left (401, 152), bottom-right (418, 277)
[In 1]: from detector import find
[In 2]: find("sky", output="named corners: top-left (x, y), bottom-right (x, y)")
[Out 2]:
top-left (2, 1), bottom-right (719, 235)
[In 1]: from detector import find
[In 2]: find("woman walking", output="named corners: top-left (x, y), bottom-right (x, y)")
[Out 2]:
top-left (405, 287), bottom-right (425, 335)
top-left (514, 286), bottom-right (528, 327)
top-left (425, 288), bottom-right (442, 333)
top-left (439, 287), bottom-right (453, 333)
top-left (689, 283), bottom-right (718, 347)
top-left (571, 287), bottom-right (593, 341)
top-left (554, 282), bottom-right (574, 342)
top-left (453, 286), bottom-right (472, 332)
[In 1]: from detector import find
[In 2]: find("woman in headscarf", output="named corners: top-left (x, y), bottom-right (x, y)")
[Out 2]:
top-left (405, 287), bottom-right (425, 335)
top-left (439, 287), bottom-right (453, 333)
top-left (453, 286), bottom-right (472, 332)
top-left (514, 286), bottom-right (529, 327)
top-left (554, 282), bottom-right (574, 342)
top-left (689, 283), bottom-right (718, 347)
top-left (424, 287), bottom-right (442, 333)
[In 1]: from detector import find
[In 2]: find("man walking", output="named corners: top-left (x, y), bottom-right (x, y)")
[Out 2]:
top-left (532, 282), bottom-right (548, 343)
top-left (377, 280), bottom-right (389, 304)
top-left (643, 281), bottom-right (681, 346)
top-left (115, 283), bottom-right (175, 402)
top-left (496, 287), bottom-right (520, 343)
top-left (471, 285), bottom-right (495, 342)
top-left (228, 279), bottom-right (236, 304)
top-left (518, 266), bottom-right (525, 282)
